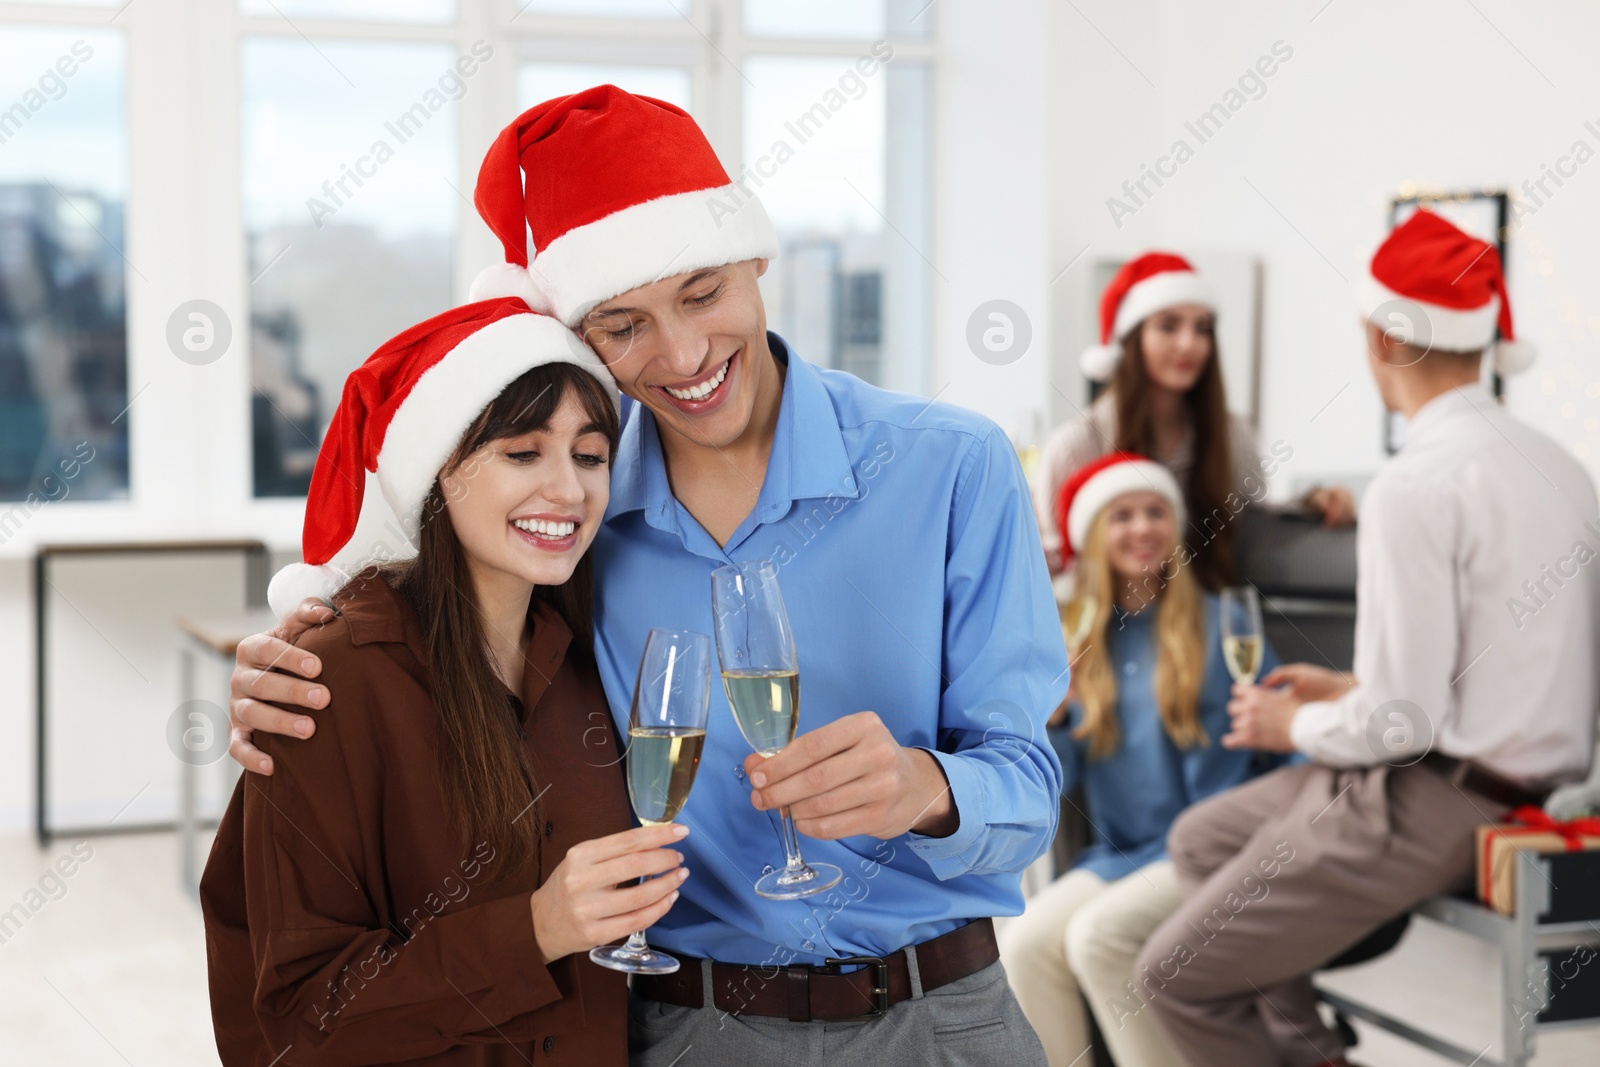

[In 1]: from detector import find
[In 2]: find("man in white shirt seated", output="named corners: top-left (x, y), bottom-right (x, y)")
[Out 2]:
top-left (1131, 209), bottom-right (1600, 1067)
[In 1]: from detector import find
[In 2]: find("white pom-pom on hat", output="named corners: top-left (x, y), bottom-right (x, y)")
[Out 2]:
top-left (1494, 337), bottom-right (1536, 376)
top-left (268, 562), bottom-right (351, 619)
top-left (469, 261), bottom-right (549, 313)
top-left (1081, 343), bottom-right (1121, 383)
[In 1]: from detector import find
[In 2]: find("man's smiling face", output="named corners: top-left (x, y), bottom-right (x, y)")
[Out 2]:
top-left (578, 260), bottom-right (774, 451)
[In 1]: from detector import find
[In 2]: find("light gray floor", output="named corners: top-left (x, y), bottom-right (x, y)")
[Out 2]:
top-left (1, 830), bottom-right (1597, 1065)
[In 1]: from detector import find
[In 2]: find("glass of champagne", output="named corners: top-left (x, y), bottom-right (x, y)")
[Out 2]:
top-left (710, 559), bottom-right (844, 901)
top-left (589, 627), bottom-right (710, 975)
top-left (1220, 586), bottom-right (1265, 685)
top-left (1060, 594), bottom-right (1098, 658)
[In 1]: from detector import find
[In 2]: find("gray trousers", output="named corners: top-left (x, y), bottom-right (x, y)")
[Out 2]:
top-left (628, 958), bottom-right (1046, 1067)
top-left (1133, 760), bottom-right (1508, 1067)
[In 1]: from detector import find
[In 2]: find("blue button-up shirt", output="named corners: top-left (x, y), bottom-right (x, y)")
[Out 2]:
top-left (1049, 594), bottom-right (1290, 883)
top-left (590, 334), bottom-right (1067, 967)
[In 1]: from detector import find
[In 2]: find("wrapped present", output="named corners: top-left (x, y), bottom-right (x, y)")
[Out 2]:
top-left (1477, 806), bottom-right (1600, 919)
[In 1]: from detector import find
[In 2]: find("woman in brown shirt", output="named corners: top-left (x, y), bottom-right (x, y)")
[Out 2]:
top-left (201, 300), bottom-right (687, 1065)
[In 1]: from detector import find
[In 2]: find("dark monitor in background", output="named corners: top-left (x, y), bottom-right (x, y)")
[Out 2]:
top-left (1236, 506), bottom-right (1358, 672)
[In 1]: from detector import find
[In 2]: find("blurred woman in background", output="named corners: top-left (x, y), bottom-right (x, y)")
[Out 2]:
top-left (1000, 452), bottom-right (1289, 1067)
top-left (1032, 252), bottom-right (1353, 591)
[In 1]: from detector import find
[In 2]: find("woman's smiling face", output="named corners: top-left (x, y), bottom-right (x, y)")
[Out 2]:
top-left (1101, 490), bottom-right (1179, 582)
top-left (1138, 303), bottom-right (1215, 393)
top-left (440, 393), bottom-right (612, 591)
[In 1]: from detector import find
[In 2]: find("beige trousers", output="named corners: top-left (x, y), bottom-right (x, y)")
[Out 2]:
top-left (1134, 762), bottom-right (1507, 1067)
top-left (999, 860), bottom-right (1187, 1067)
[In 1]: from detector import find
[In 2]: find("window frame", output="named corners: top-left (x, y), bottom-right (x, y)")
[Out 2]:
top-left (0, 0), bottom-right (938, 552)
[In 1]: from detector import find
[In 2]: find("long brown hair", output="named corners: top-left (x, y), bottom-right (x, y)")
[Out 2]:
top-left (380, 362), bottom-right (620, 880)
top-left (1112, 326), bottom-right (1238, 589)
top-left (1069, 507), bottom-right (1207, 760)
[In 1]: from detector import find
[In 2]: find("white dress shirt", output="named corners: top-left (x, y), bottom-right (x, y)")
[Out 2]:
top-left (1291, 386), bottom-right (1600, 787)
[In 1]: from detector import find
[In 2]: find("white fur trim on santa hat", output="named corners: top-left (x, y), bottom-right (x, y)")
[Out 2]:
top-left (377, 313), bottom-right (619, 541)
top-left (1357, 274), bottom-right (1500, 353)
top-left (1066, 459), bottom-right (1185, 554)
top-left (531, 184), bottom-right (779, 327)
top-left (1111, 271), bottom-right (1216, 342)
top-left (469, 261), bottom-right (552, 314)
top-left (268, 562), bottom-right (352, 619)
top-left (1081, 343), bottom-right (1121, 383)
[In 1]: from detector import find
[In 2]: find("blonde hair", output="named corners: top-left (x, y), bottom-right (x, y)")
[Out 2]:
top-left (1068, 504), bottom-right (1208, 760)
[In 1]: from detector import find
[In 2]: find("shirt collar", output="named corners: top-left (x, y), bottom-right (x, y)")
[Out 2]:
top-left (333, 567), bottom-right (573, 716)
top-left (604, 332), bottom-right (859, 526)
top-left (764, 333), bottom-right (860, 506)
top-left (1405, 384), bottom-right (1493, 443)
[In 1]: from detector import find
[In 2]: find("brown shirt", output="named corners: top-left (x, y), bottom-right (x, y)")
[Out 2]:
top-left (200, 572), bottom-right (632, 1066)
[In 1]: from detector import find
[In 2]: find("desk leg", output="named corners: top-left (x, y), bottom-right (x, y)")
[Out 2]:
top-left (179, 642), bottom-right (197, 899)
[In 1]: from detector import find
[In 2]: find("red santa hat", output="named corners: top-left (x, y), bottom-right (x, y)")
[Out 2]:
top-left (1054, 452), bottom-right (1185, 564)
top-left (1357, 208), bottom-right (1534, 375)
top-left (1082, 252), bottom-right (1216, 382)
top-left (469, 85), bottom-right (779, 327)
top-left (266, 298), bottom-right (618, 618)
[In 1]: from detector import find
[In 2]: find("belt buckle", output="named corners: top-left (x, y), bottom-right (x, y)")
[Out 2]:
top-left (821, 955), bottom-right (890, 1017)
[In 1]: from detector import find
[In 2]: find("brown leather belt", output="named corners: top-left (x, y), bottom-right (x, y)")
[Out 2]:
top-left (1420, 751), bottom-right (1550, 810)
top-left (632, 918), bottom-right (998, 1022)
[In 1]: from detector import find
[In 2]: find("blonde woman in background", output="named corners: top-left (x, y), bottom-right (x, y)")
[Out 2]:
top-left (1033, 252), bottom-right (1352, 592)
top-left (1000, 452), bottom-right (1290, 1067)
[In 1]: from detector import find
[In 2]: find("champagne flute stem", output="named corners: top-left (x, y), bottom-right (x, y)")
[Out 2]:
top-left (619, 874), bottom-right (651, 957)
top-left (777, 805), bottom-right (810, 876)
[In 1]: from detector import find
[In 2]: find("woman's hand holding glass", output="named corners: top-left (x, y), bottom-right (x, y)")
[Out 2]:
top-left (529, 823), bottom-right (688, 962)
top-left (589, 627), bottom-right (711, 974)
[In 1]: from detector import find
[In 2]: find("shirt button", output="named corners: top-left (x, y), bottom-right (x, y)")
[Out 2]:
top-left (1123, 661), bottom-right (1137, 677)
top-left (543, 1036), bottom-right (555, 1053)
top-left (544, 821), bottom-right (555, 838)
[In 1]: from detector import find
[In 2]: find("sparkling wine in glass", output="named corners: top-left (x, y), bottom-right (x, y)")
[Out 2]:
top-left (1220, 586), bottom-right (1265, 685)
top-left (710, 560), bottom-right (843, 901)
top-left (1060, 594), bottom-right (1098, 656)
top-left (589, 628), bottom-right (711, 975)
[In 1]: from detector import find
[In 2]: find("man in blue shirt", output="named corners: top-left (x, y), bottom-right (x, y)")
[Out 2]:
top-left (227, 86), bottom-right (1066, 1065)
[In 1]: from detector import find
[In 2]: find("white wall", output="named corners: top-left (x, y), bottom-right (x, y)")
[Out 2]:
top-left (1047, 0), bottom-right (1600, 496)
top-left (1047, 0), bottom-right (1162, 439)
top-left (934, 0), bottom-right (1055, 444)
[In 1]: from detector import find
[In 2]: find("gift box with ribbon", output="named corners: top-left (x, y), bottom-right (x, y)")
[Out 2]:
top-left (1477, 806), bottom-right (1600, 919)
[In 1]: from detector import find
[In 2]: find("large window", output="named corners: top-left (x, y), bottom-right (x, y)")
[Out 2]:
top-left (0, 26), bottom-right (127, 504)
top-left (239, 0), bottom-right (455, 20)
top-left (242, 35), bottom-right (461, 497)
top-left (744, 0), bottom-right (934, 40)
top-left (0, 0), bottom-right (937, 516)
top-left (743, 52), bottom-right (931, 392)
top-left (518, 62), bottom-right (691, 112)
